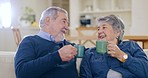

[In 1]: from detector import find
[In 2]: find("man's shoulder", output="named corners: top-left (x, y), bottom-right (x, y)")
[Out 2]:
top-left (22, 35), bottom-right (40, 40)
top-left (23, 35), bottom-right (38, 38)
top-left (20, 35), bottom-right (42, 44)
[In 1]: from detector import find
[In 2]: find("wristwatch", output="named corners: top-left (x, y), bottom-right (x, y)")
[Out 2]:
top-left (121, 54), bottom-right (128, 63)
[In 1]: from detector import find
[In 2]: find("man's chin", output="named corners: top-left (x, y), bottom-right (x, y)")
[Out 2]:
top-left (55, 34), bottom-right (65, 42)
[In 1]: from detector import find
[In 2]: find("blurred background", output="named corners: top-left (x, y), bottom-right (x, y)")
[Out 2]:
top-left (0, 0), bottom-right (148, 51)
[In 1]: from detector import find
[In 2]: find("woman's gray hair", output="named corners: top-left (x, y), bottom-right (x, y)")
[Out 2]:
top-left (97, 15), bottom-right (125, 41)
top-left (39, 6), bottom-right (68, 28)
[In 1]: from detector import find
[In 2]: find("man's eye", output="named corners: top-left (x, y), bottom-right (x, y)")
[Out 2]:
top-left (63, 20), bottom-right (66, 23)
top-left (103, 27), bottom-right (107, 29)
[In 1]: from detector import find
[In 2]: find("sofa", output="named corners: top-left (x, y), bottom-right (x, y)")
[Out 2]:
top-left (0, 52), bottom-right (16, 78)
top-left (0, 49), bottom-right (148, 78)
top-left (0, 51), bottom-right (82, 78)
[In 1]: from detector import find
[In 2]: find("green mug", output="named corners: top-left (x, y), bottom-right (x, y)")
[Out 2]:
top-left (96, 40), bottom-right (107, 54)
top-left (74, 45), bottom-right (84, 58)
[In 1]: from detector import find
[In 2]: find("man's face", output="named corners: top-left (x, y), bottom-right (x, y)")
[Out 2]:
top-left (97, 22), bottom-right (119, 41)
top-left (50, 12), bottom-right (69, 41)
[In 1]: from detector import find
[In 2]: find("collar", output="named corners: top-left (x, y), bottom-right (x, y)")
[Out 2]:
top-left (37, 30), bottom-right (55, 42)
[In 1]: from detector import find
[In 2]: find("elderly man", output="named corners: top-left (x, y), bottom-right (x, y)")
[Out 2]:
top-left (15, 7), bottom-right (78, 78)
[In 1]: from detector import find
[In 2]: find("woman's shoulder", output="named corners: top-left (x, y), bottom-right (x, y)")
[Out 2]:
top-left (85, 47), bottom-right (96, 55)
top-left (119, 40), bottom-right (138, 47)
top-left (119, 40), bottom-right (143, 54)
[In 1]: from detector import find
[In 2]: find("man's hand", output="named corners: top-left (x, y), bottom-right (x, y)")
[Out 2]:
top-left (58, 45), bottom-right (77, 62)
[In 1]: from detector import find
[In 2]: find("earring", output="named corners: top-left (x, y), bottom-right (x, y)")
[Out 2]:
top-left (116, 36), bottom-right (118, 39)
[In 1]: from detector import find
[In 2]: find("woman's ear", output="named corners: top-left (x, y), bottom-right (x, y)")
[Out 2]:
top-left (116, 32), bottom-right (121, 39)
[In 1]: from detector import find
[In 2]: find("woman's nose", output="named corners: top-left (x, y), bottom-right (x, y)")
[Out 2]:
top-left (98, 28), bottom-right (103, 33)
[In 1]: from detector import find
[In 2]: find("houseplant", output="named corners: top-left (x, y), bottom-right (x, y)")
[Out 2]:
top-left (19, 6), bottom-right (35, 26)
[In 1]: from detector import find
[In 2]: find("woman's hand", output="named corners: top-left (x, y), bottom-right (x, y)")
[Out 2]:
top-left (107, 41), bottom-right (126, 61)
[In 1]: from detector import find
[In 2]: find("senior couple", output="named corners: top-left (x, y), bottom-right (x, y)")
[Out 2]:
top-left (14, 7), bottom-right (148, 78)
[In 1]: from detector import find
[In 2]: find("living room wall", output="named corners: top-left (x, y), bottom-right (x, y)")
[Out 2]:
top-left (0, 0), bottom-right (50, 51)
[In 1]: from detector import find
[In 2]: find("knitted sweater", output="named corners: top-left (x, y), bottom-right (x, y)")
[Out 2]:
top-left (15, 35), bottom-right (78, 78)
top-left (80, 41), bottom-right (148, 78)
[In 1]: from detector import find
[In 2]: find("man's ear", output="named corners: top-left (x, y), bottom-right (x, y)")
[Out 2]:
top-left (45, 17), bottom-right (50, 25)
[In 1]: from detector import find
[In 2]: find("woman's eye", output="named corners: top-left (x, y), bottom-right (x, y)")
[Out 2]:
top-left (97, 27), bottom-right (100, 31)
top-left (98, 28), bottom-right (100, 31)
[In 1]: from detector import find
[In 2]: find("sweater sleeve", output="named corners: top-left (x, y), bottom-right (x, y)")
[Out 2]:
top-left (122, 41), bottom-right (148, 78)
top-left (14, 37), bottom-right (62, 78)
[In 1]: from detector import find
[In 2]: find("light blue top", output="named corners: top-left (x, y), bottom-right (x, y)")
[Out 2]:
top-left (37, 30), bottom-right (55, 42)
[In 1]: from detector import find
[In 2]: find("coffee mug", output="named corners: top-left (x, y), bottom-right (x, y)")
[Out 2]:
top-left (96, 40), bottom-right (107, 54)
top-left (74, 44), bottom-right (84, 58)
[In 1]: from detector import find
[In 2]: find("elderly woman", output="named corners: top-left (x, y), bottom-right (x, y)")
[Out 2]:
top-left (80, 15), bottom-right (148, 78)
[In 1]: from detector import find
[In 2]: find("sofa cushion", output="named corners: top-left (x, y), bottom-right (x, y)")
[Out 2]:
top-left (0, 52), bottom-right (16, 78)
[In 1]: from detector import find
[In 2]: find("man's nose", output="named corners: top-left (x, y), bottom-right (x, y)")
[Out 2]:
top-left (65, 22), bottom-right (69, 30)
top-left (64, 25), bottom-right (69, 31)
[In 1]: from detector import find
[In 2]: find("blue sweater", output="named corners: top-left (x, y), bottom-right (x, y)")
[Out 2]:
top-left (80, 41), bottom-right (148, 78)
top-left (15, 35), bottom-right (78, 78)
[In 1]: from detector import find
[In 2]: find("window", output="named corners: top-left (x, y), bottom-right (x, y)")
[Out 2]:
top-left (0, 2), bottom-right (11, 28)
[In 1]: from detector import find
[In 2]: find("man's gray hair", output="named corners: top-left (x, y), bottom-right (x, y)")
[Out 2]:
top-left (39, 6), bottom-right (68, 28)
top-left (97, 15), bottom-right (125, 41)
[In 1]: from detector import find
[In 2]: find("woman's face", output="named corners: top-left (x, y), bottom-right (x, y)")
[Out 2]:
top-left (97, 22), bottom-right (119, 42)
